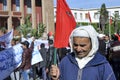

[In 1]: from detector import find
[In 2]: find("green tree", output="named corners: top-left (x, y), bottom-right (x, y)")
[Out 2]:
top-left (112, 13), bottom-right (120, 32)
top-left (31, 23), bottom-right (46, 39)
top-left (18, 15), bottom-right (46, 38)
top-left (20, 15), bottom-right (32, 38)
top-left (99, 3), bottom-right (108, 33)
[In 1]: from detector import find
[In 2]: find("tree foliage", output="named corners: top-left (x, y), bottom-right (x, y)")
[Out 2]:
top-left (99, 3), bottom-right (108, 33)
top-left (18, 15), bottom-right (46, 38)
top-left (31, 23), bottom-right (46, 39)
top-left (112, 13), bottom-right (120, 32)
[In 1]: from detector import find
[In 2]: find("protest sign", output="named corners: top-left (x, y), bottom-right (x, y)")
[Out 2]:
top-left (0, 29), bottom-right (13, 49)
top-left (0, 42), bottom-right (43, 79)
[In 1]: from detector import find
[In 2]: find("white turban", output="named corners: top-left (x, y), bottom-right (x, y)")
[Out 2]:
top-left (72, 29), bottom-right (90, 38)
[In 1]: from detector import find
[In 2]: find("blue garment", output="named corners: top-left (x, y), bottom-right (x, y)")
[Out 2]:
top-left (21, 69), bottom-right (30, 80)
top-left (59, 52), bottom-right (116, 80)
top-left (42, 67), bottom-right (47, 80)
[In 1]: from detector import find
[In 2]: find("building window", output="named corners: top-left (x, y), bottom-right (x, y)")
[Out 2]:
top-left (85, 13), bottom-right (88, 19)
top-left (3, 0), bottom-right (7, 11)
top-left (16, 0), bottom-right (20, 11)
top-left (94, 12), bottom-right (99, 19)
top-left (115, 11), bottom-right (119, 16)
top-left (74, 12), bottom-right (77, 19)
top-left (80, 13), bottom-right (83, 20)
top-left (36, 0), bottom-right (41, 6)
top-left (27, 0), bottom-right (31, 13)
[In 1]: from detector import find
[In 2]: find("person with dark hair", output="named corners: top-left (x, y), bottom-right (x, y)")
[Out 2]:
top-left (16, 38), bottom-right (35, 80)
top-left (104, 34), bottom-right (112, 60)
top-left (57, 47), bottom-right (68, 61)
top-left (98, 34), bottom-right (112, 62)
top-left (110, 34), bottom-right (120, 79)
top-left (50, 25), bottom-right (116, 80)
top-left (38, 43), bottom-right (48, 80)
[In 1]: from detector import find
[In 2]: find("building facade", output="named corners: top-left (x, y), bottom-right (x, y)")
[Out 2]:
top-left (54, 6), bottom-right (120, 23)
top-left (0, 0), bottom-right (54, 37)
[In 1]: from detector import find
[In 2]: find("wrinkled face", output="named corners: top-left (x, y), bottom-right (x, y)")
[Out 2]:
top-left (73, 37), bottom-right (92, 59)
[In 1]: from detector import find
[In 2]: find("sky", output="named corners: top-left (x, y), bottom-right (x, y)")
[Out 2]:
top-left (54, 0), bottom-right (120, 9)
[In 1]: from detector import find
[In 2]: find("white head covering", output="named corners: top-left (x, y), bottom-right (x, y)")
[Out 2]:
top-left (98, 34), bottom-right (105, 38)
top-left (72, 29), bottom-right (90, 38)
top-left (69, 25), bottom-right (99, 69)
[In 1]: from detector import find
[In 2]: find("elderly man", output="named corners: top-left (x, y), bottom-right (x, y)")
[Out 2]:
top-left (50, 25), bottom-right (116, 80)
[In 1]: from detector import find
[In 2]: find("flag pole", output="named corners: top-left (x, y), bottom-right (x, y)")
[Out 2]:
top-left (109, 21), bottom-right (111, 40)
top-left (37, 14), bottom-right (39, 34)
top-left (53, 48), bottom-right (57, 65)
top-left (88, 11), bottom-right (91, 25)
top-left (109, 13), bottom-right (111, 40)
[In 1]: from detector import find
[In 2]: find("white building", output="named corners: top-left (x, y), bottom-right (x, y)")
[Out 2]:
top-left (54, 6), bottom-right (120, 23)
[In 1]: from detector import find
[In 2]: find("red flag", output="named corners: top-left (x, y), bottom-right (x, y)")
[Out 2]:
top-left (54, 0), bottom-right (76, 48)
top-left (109, 16), bottom-right (112, 25)
top-left (88, 12), bottom-right (92, 23)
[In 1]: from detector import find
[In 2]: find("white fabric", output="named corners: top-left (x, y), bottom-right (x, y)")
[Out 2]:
top-left (72, 29), bottom-right (90, 38)
top-left (69, 25), bottom-right (99, 69)
top-left (98, 34), bottom-right (105, 38)
top-left (76, 56), bottom-right (94, 69)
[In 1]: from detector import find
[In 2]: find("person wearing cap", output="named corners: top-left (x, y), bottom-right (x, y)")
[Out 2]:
top-left (16, 38), bottom-right (35, 80)
top-left (50, 25), bottom-right (116, 80)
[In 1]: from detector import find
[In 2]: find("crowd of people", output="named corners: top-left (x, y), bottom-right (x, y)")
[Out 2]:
top-left (1, 25), bottom-right (120, 80)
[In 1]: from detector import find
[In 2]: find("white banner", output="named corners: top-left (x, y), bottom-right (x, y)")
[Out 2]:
top-left (0, 41), bottom-right (43, 79)
top-left (33, 39), bottom-right (49, 49)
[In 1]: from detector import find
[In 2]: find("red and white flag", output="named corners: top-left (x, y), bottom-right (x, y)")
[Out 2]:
top-left (54, 0), bottom-right (76, 48)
